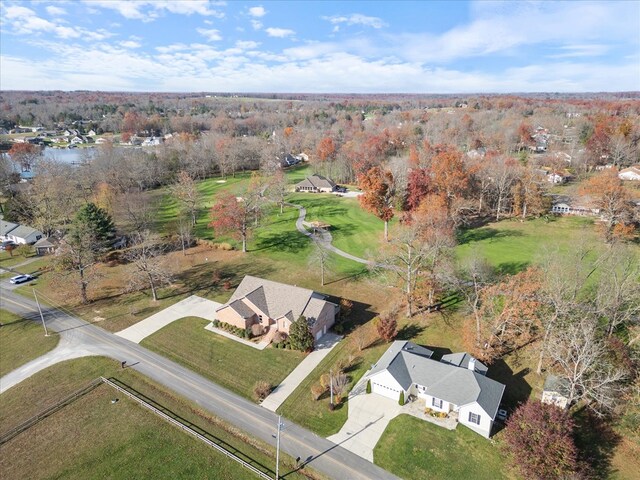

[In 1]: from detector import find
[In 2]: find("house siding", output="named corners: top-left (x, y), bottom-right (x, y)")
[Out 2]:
top-left (309, 302), bottom-right (336, 338)
top-left (369, 370), bottom-right (405, 401)
top-left (458, 403), bottom-right (493, 438)
top-left (216, 306), bottom-right (255, 330)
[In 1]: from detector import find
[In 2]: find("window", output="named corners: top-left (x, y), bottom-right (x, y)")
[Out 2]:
top-left (432, 398), bottom-right (443, 409)
top-left (468, 412), bottom-right (481, 425)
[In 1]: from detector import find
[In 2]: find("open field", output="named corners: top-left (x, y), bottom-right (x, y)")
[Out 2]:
top-left (0, 309), bottom-right (59, 377)
top-left (0, 356), bottom-right (319, 480)
top-left (141, 316), bottom-right (305, 400)
top-left (374, 414), bottom-right (509, 480)
top-left (0, 250), bottom-right (38, 268)
top-left (456, 215), bottom-right (600, 274)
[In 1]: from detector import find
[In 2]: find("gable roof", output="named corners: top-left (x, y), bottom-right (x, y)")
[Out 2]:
top-left (216, 275), bottom-right (336, 326)
top-left (296, 174), bottom-right (336, 190)
top-left (369, 341), bottom-right (505, 419)
top-left (440, 352), bottom-right (488, 376)
top-left (33, 237), bottom-right (56, 248)
top-left (0, 220), bottom-right (19, 236)
top-left (8, 225), bottom-right (42, 240)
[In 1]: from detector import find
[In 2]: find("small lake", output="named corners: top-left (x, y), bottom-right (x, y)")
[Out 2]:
top-left (43, 147), bottom-right (95, 164)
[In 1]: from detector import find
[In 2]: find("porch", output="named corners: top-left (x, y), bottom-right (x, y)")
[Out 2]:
top-left (402, 395), bottom-right (458, 430)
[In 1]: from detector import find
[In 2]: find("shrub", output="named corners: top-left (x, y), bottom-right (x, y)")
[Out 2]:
top-left (223, 280), bottom-right (232, 290)
top-left (273, 331), bottom-right (288, 344)
top-left (366, 379), bottom-right (371, 394)
top-left (319, 374), bottom-right (331, 390)
top-left (218, 242), bottom-right (234, 251)
top-left (333, 323), bottom-right (344, 334)
top-left (310, 383), bottom-right (325, 401)
top-left (339, 298), bottom-right (353, 319)
top-left (253, 381), bottom-right (272, 402)
top-left (251, 324), bottom-right (264, 337)
top-left (212, 319), bottom-right (220, 328)
top-left (399, 391), bottom-right (405, 405)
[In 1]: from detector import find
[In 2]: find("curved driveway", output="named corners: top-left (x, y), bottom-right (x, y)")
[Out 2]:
top-left (0, 288), bottom-right (398, 480)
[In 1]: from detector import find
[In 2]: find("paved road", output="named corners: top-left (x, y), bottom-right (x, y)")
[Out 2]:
top-left (288, 203), bottom-right (371, 265)
top-left (0, 288), bottom-right (399, 480)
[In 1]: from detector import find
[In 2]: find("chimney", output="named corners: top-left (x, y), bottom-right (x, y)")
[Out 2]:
top-left (468, 357), bottom-right (476, 372)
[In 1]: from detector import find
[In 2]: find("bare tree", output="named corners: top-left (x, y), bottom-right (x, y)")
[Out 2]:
top-left (331, 372), bottom-right (349, 403)
top-left (548, 315), bottom-right (629, 415)
top-left (308, 233), bottom-right (333, 286)
top-left (266, 168), bottom-right (288, 215)
top-left (125, 231), bottom-right (173, 301)
top-left (170, 170), bottom-right (200, 226)
top-left (350, 324), bottom-right (374, 352)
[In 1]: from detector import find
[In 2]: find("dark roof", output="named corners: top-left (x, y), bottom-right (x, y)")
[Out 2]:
top-left (34, 237), bottom-right (56, 248)
top-left (441, 352), bottom-right (488, 376)
top-left (296, 174), bottom-right (336, 190)
top-left (369, 340), bottom-right (505, 419)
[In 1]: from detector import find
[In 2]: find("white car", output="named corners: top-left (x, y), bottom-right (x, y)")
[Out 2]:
top-left (9, 274), bottom-right (34, 284)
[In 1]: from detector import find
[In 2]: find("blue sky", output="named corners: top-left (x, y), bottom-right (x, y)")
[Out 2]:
top-left (1, 0), bottom-right (639, 92)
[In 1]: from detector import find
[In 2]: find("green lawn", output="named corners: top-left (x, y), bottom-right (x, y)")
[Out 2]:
top-left (0, 309), bottom-right (59, 377)
top-left (374, 415), bottom-right (508, 480)
top-left (456, 216), bottom-right (599, 274)
top-left (0, 250), bottom-right (37, 268)
top-left (141, 316), bottom-right (305, 400)
top-left (0, 356), bottom-right (320, 480)
top-left (287, 192), bottom-right (386, 259)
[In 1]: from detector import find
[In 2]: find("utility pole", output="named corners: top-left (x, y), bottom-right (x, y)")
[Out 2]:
top-left (275, 415), bottom-right (284, 480)
top-left (33, 288), bottom-right (49, 336)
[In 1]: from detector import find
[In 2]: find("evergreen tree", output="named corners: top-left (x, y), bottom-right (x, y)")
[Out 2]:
top-left (289, 315), bottom-right (314, 352)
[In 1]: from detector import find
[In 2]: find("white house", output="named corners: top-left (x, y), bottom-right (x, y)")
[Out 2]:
top-left (0, 220), bottom-right (19, 241)
top-left (551, 201), bottom-right (600, 216)
top-left (5, 224), bottom-right (44, 245)
top-left (619, 166), bottom-right (640, 181)
top-left (367, 341), bottom-right (505, 438)
top-left (541, 375), bottom-right (570, 409)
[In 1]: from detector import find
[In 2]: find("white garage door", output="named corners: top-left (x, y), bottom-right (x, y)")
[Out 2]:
top-left (315, 330), bottom-right (323, 341)
top-left (371, 382), bottom-right (401, 401)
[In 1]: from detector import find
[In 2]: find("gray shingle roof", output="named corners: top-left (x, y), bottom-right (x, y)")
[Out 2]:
top-left (296, 174), bottom-right (336, 190)
top-left (228, 299), bottom-right (256, 319)
top-left (216, 275), bottom-right (337, 324)
top-left (34, 237), bottom-right (55, 248)
top-left (6, 225), bottom-right (42, 240)
top-left (0, 220), bottom-right (19, 236)
top-left (369, 340), bottom-right (505, 419)
top-left (543, 375), bottom-right (570, 396)
top-left (441, 352), bottom-right (488, 376)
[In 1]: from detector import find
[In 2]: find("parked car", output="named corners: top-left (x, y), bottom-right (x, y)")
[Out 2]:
top-left (1, 241), bottom-right (16, 251)
top-left (335, 186), bottom-right (347, 193)
top-left (9, 274), bottom-right (34, 284)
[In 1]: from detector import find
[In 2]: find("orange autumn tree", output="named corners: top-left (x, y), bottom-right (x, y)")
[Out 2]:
top-left (473, 266), bottom-right (544, 363)
top-left (358, 166), bottom-right (395, 241)
top-left (580, 169), bottom-right (635, 243)
top-left (430, 145), bottom-right (469, 207)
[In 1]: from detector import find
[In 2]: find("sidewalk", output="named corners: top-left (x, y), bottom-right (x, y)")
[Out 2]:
top-left (115, 295), bottom-right (222, 343)
top-left (261, 332), bottom-right (342, 412)
top-left (203, 323), bottom-right (270, 350)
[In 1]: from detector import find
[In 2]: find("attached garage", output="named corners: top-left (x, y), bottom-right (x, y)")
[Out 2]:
top-left (368, 370), bottom-right (405, 401)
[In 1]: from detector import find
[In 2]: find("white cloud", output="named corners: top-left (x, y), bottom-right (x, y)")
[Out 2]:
top-left (197, 28), bottom-right (222, 41)
top-left (46, 5), bottom-right (67, 16)
top-left (323, 13), bottom-right (386, 29)
top-left (547, 44), bottom-right (609, 59)
top-left (265, 27), bottom-right (295, 38)
top-left (120, 40), bottom-right (142, 49)
top-left (235, 40), bottom-right (260, 49)
top-left (248, 6), bottom-right (266, 18)
top-left (251, 19), bottom-right (263, 30)
top-left (83, 1), bottom-right (224, 21)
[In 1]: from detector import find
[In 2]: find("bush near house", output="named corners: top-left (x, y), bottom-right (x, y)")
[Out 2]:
top-left (253, 381), bottom-right (272, 402)
top-left (399, 391), bottom-right (405, 405)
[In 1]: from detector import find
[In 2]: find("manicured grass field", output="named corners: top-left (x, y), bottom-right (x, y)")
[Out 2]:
top-left (0, 251), bottom-right (35, 268)
top-left (374, 415), bottom-right (508, 480)
top-left (0, 309), bottom-right (59, 377)
top-left (288, 192), bottom-right (386, 259)
top-left (0, 356), bottom-right (317, 480)
top-left (141, 316), bottom-right (305, 400)
top-left (456, 216), bottom-right (599, 274)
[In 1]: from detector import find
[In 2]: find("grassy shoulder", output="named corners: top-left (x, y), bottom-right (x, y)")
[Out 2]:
top-left (0, 356), bottom-right (321, 480)
top-left (0, 309), bottom-right (59, 377)
top-left (141, 316), bottom-right (305, 400)
top-left (373, 414), bottom-right (509, 480)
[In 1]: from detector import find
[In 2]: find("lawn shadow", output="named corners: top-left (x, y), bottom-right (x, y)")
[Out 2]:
top-left (423, 346), bottom-right (453, 361)
top-left (495, 261), bottom-right (530, 275)
top-left (252, 229), bottom-right (311, 253)
top-left (574, 408), bottom-right (622, 478)
top-left (396, 323), bottom-right (426, 340)
top-left (487, 359), bottom-right (532, 410)
top-left (457, 228), bottom-right (524, 245)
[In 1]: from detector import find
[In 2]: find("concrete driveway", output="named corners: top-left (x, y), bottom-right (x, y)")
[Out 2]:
top-left (115, 295), bottom-right (221, 343)
top-left (327, 378), bottom-right (402, 462)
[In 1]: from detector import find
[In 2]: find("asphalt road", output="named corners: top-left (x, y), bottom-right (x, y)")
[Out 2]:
top-left (0, 288), bottom-right (399, 480)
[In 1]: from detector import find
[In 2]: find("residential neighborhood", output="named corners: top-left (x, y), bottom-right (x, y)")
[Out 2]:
top-left (1, 2), bottom-right (639, 479)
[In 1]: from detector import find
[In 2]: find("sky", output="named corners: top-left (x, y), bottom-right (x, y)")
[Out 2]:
top-left (1, 0), bottom-right (639, 93)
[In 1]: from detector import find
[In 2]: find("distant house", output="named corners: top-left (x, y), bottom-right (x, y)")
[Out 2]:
top-left (367, 341), bottom-right (505, 438)
top-left (295, 174), bottom-right (337, 193)
top-left (34, 237), bottom-right (58, 255)
top-left (541, 375), bottom-right (570, 409)
top-left (142, 136), bottom-right (163, 147)
top-left (619, 166), bottom-right (640, 181)
top-left (0, 220), bottom-right (19, 241)
top-left (5, 225), bottom-right (44, 245)
top-left (214, 275), bottom-right (338, 342)
top-left (551, 201), bottom-right (600, 216)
